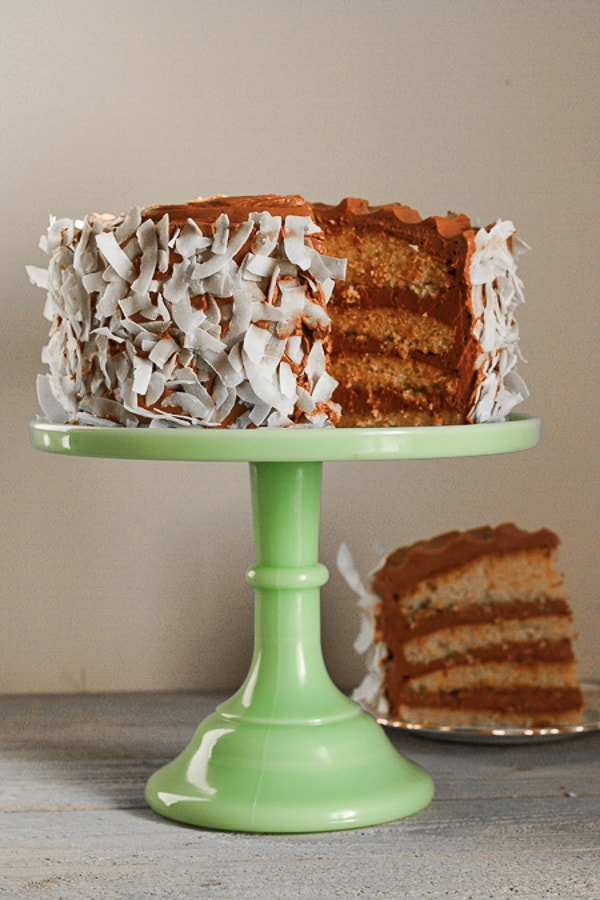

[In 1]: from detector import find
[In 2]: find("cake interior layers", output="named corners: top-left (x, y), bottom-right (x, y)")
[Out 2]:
top-left (373, 525), bottom-right (584, 727)
top-left (314, 199), bottom-right (478, 427)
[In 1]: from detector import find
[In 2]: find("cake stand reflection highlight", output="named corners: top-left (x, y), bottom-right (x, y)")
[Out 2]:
top-left (30, 414), bottom-right (541, 833)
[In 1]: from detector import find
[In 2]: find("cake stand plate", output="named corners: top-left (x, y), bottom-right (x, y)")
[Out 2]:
top-left (30, 415), bottom-right (540, 832)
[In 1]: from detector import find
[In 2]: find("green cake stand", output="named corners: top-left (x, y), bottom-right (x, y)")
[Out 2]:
top-left (30, 414), bottom-right (541, 832)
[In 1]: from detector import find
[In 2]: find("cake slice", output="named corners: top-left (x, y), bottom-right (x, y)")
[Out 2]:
top-left (351, 524), bottom-right (583, 728)
top-left (314, 198), bottom-right (528, 426)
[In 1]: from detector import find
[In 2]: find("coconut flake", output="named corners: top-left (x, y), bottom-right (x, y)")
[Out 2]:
top-left (192, 220), bottom-right (253, 279)
top-left (285, 335), bottom-right (304, 365)
top-left (148, 336), bottom-right (178, 367)
top-left (130, 219), bottom-right (158, 295)
top-left (469, 220), bottom-right (529, 422)
top-left (36, 373), bottom-right (72, 423)
top-left (311, 371), bottom-right (338, 405)
top-left (95, 231), bottom-right (137, 282)
top-left (243, 324), bottom-right (271, 365)
top-left (175, 220), bottom-right (210, 258)
top-left (336, 543), bottom-right (390, 715)
top-left (305, 340), bottom-right (326, 388)
top-left (278, 361), bottom-right (297, 399)
top-left (132, 355), bottom-right (153, 395)
top-left (162, 391), bottom-right (212, 419)
top-left (163, 259), bottom-right (192, 304)
top-left (283, 215), bottom-right (313, 270)
top-left (170, 295), bottom-right (206, 334)
top-left (114, 207), bottom-right (142, 245)
top-left (26, 265), bottom-right (49, 290)
top-left (211, 214), bottom-right (230, 255)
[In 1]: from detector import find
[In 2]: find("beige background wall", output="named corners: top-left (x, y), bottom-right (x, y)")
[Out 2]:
top-left (2, 1), bottom-right (598, 695)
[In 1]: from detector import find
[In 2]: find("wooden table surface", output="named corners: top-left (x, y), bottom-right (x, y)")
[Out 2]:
top-left (1, 691), bottom-right (599, 898)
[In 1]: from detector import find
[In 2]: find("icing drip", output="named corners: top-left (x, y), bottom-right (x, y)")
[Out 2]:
top-left (27, 208), bottom-right (347, 428)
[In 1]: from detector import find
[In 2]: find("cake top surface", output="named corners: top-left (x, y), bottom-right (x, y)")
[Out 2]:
top-left (142, 193), bottom-right (316, 227)
top-left (375, 523), bottom-right (560, 597)
top-left (312, 197), bottom-right (474, 240)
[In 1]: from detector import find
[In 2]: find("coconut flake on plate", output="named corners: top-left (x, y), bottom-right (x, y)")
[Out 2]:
top-left (336, 543), bottom-right (391, 715)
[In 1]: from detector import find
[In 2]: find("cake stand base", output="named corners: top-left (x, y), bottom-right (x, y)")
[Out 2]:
top-left (145, 695), bottom-right (433, 833)
top-left (146, 460), bottom-right (433, 832)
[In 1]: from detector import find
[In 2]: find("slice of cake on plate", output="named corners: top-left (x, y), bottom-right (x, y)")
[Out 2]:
top-left (344, 523), bottom-right (583, 728)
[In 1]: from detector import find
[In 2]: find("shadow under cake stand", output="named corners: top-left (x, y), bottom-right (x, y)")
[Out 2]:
top-left (30, 414), bottom-right (541, 833)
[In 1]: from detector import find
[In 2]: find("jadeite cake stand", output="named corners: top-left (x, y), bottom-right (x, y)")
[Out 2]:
top-left (30, 414), bottom-right (541, 833)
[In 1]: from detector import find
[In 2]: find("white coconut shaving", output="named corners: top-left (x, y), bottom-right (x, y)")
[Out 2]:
top-left (27, 207), bottom-right (347, 428)
top-left (336, 542), bottom-right (390, 715)
top-left (468, 220), bottom-right (529, 423)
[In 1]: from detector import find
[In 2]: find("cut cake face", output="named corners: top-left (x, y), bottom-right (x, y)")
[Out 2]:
top-left (314, 198), bottom-right (528, 426)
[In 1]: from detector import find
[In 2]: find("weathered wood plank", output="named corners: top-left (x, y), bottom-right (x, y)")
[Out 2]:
top-left (2, 692), bottom-right (599, 898)
top-left (2, 801), bottom-right (599, 899)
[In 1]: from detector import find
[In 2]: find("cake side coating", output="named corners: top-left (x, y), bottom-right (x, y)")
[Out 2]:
top-left (27, 195), bottom-right (346, 428)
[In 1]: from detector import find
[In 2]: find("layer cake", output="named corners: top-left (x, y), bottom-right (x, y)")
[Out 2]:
top-left (28, 194), bottom-right (528, 428)
top-left (350, 524), bottom-right (583, 728)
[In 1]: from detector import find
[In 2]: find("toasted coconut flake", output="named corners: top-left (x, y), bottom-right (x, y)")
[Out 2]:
top-left (132, 356), bottom-right (153, 395)
top-left (148, 336), bottom-right (178, 367)
top-left (131, 219), bottom-right (158, 295)
top-left (26, 265), bottom-right (50, 290)
top-left (283, 215), bottom-right (313, 270)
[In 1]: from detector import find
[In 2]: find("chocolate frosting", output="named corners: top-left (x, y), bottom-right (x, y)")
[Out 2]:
top-left (141, 194), bottom-right (328, 255)
top-left (312, 197), bottom-right (473, 240)
top-left (375, 523), bottom-right (560, 601)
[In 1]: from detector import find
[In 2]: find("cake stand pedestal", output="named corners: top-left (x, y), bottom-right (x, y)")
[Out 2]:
top-left (30, 415), bottom-right (540, 833)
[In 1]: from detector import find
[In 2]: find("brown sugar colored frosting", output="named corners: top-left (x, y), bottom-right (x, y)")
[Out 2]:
top-left (375, 523), bottom-right (560, 601)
